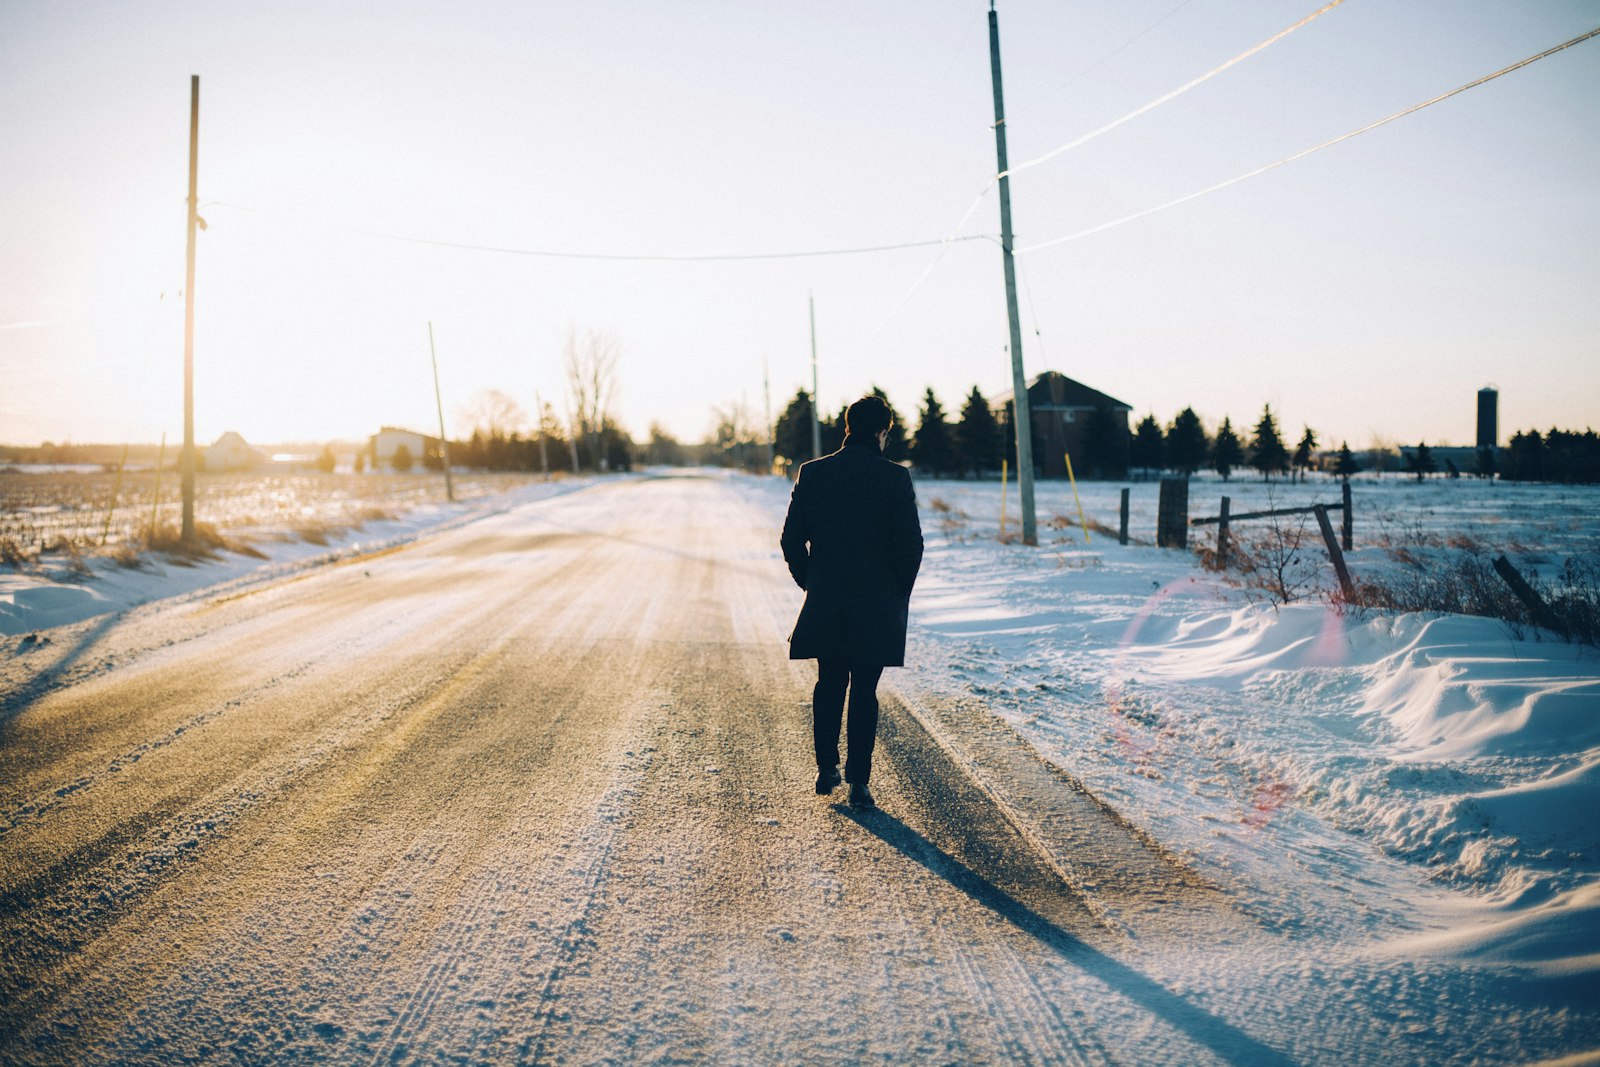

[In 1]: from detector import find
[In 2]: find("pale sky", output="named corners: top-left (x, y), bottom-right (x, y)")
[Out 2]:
top-left (3, 0), bottom-right (1597, 450)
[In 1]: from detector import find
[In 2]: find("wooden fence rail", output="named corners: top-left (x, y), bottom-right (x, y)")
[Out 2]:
top-left (1186, 480), bottom-right (1356, 593)
top-left (1191, 502), bottom-right (1342, 525)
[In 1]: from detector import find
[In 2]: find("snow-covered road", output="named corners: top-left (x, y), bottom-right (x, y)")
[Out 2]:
top-left (1, 474), bottom-right (1592, 1064)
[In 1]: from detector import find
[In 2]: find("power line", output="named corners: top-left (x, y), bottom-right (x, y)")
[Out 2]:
top-left (854, 184), bottom-right (997, 350)
top-left (1005, 0), bottom-right (1348, 177)
top-left (1008, 0), bottom-right (1201, 120)
top-left (202, 199), bottom-right (996, 262)
top-left (1018, 24), bottom-right (1600, 256)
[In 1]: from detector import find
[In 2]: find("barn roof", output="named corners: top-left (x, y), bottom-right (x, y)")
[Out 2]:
top-left (991, 371), bottom-right (1132, 412)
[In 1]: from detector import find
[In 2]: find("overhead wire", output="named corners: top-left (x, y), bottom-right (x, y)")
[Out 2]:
top-left (841, 0), bottom-right (1347, 352)
top-left (1004, 0), bottom-right (1348, 177)
top-left (1017, 24), bottom-right (1600, 256)
top-left (854, 184), bottom-right (997, 346)
top-left (202, 199), bottom-right (997, 262)
top-left (1007, 0), bottom-right (1201, 121)
top-left (196, 3), bottom-right (1327, 271)
top-left (1015, 254), bottom-right (1048, 363)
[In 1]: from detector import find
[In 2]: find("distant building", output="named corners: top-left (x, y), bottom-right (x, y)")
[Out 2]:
top-left (993, 371), bottom-right (1133, 478)
top-left (368, 427), bottom-right (440, 470)
top-left (1477, 386), bottom-right (1498, 451)
top-left (1398, 444), bottom-right (1479, 477)
top-left (203, 431), bottom-right (266, 472)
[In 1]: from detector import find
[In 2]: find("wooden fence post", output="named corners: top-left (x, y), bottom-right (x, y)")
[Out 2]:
top-left (1217, 495), bottom-right (1231, 567)
top-left (100, 444), bottom-right (129, 546)
top-left (1492, 555), bottom-right (1565, 636)
top-left (1157, 477), bottom-right (1188, 549)
top-left (1341, 479), bottom-right (1353, 551)
top-left (148, 433), bottom-right (166, 540)
top-left (1314, 504), bottom-right (1355, 601)
top-left (1119, 487), bottom-right (1129, 546)
top-left (999, 459), bottom-right (1008, 540)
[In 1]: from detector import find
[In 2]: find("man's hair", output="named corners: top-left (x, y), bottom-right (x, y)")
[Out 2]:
top-left (845, 395), bottom-right (894, 438)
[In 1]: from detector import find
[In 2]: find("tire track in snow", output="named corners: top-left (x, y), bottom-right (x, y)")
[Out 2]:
top-left (857, 721), bottom-right (1098, 1065)
top-left (0, 564), bottom-right (533, 839)
top-left (0, 616), bottom-right (535, 1037)
top-left (509, 758), bottom-right (645, 1067)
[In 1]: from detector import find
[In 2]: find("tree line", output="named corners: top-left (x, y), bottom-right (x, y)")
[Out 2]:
top-left (773, 385), bottom-right (1336, 483)
top-left (1499, 428), bottom-right (1600, 484)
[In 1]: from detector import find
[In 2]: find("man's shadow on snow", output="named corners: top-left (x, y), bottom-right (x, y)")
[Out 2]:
top-left (836, 805), bottom-right (1295, 1067)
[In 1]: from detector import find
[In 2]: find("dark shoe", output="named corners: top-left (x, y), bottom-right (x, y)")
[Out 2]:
top-left (848, 782), bottom-right (875, 809)
top-left (815, 767), bottom-right (841, 795)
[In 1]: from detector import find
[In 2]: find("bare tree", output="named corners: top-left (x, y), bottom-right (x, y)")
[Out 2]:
top-left (564, 326), bottom-right (623, 470)
top-left (712, 397), bottom-right (762, 470)
top-left (461, 389), bottom-right (527, 440)
top-left (1367, 433), bottom-right (1398, 478)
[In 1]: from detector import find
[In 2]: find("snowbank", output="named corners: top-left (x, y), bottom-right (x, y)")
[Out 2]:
top-left (0, 477), bottom-right (598, 636)
top-left (744, 472), bottom-right (1600, 984)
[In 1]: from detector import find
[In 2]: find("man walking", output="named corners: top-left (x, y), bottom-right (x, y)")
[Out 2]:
top-left (780, 395), bottom-right (924, 809)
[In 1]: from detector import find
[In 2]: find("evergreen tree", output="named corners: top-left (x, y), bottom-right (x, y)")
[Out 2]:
top-left (390, 442), bottom-right (415, 472)
top-left (535, 402), bottom-right (572, 474)
top-left (823, 404), bottom-right (848, 454)
top-left (647, 423), bottom-right (687, 466)
top-left (1166, 407), bottom-right (1209, 476)
top-left (1213, 417), bottom-right (1243, 481)
top-left (1292, 426), bottom-right (1318, 482)
top-left (601, 420), bottom-right (633, 472)
top-left (868, 385), bottom-right (909, 461)
top-left (1544, 428), bottom-right (1600, 483)
top-left (1249, 404), bottom-right (1290, 481)
top-left (956, 386), bottom-right (1002, 476)
top-left (1334, 441), bottom-right (1359, 480)
top-left (1504, 430), bottom-right (1543, 482)
top-left (458, 429), bottom-right (485, 470)
top-left (773, 389), bottom-right (818, 467)
top-left (1001, 400), bottom-right (1018, 471)
top-left (1082, 404), bottom-right (1128, 478)
top-left (422, 441), bottom-right (445, 472)
top-left (1130, 413), bottom-right (1165, 476)
top-left (1405, 442), bottom-right (1437, 482)
top-left (911, 388), bottom-right (956, 477)
top-left (316, 445), bottom-right (337, 474)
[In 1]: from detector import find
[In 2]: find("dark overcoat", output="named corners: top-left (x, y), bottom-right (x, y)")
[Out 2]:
top-left (780, 436), bottom-right (924, 667)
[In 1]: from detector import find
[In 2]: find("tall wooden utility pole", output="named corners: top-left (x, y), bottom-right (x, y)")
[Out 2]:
top-left (763, 357), bottom-right (774, 473)
top-left (808, 293), bottom-right (822, 461)
top-left (535, 388), bottom-right (550, 481)
top-left (427, 322), bottom-right (455, 502)
top-left (988, 3), bottom-right (1038, 545)
top-left (181, 74), bottom-right (200, 543)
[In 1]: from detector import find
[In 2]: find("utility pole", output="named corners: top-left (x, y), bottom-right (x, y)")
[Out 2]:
top-left (988, 3), bottom-right (1038, 546)
top-left (180, 74), bottom-right (200, 543)
top-left (808, 292), bottom-right (822, 461)
top-left (763, 356), bottom-right (774, 474)
top-left (427, 321), bottom-right (455, 502)
top-left (534, 388), bottom-right (550, 480)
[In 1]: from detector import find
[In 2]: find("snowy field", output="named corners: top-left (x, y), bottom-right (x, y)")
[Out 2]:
top-left (3, 466), bottom-right (1597, 1057)
top-left (746, 472), bottom-right (1600, 1008)
top-left (0, 468), bottom-right (553, 554)
top-left (0, 473), bottom-right (592, 634)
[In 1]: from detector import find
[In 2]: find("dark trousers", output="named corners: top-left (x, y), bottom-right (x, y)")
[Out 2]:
top-left (813, 659), bottom-right (885, 785)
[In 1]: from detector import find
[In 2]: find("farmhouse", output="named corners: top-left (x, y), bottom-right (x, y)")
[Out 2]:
top-left (993, 371), bottom-right (1133, 478)
top-left (368, 427), bottom-right (441, 470)
top-left (203, 432), bottom-right (266, 472)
